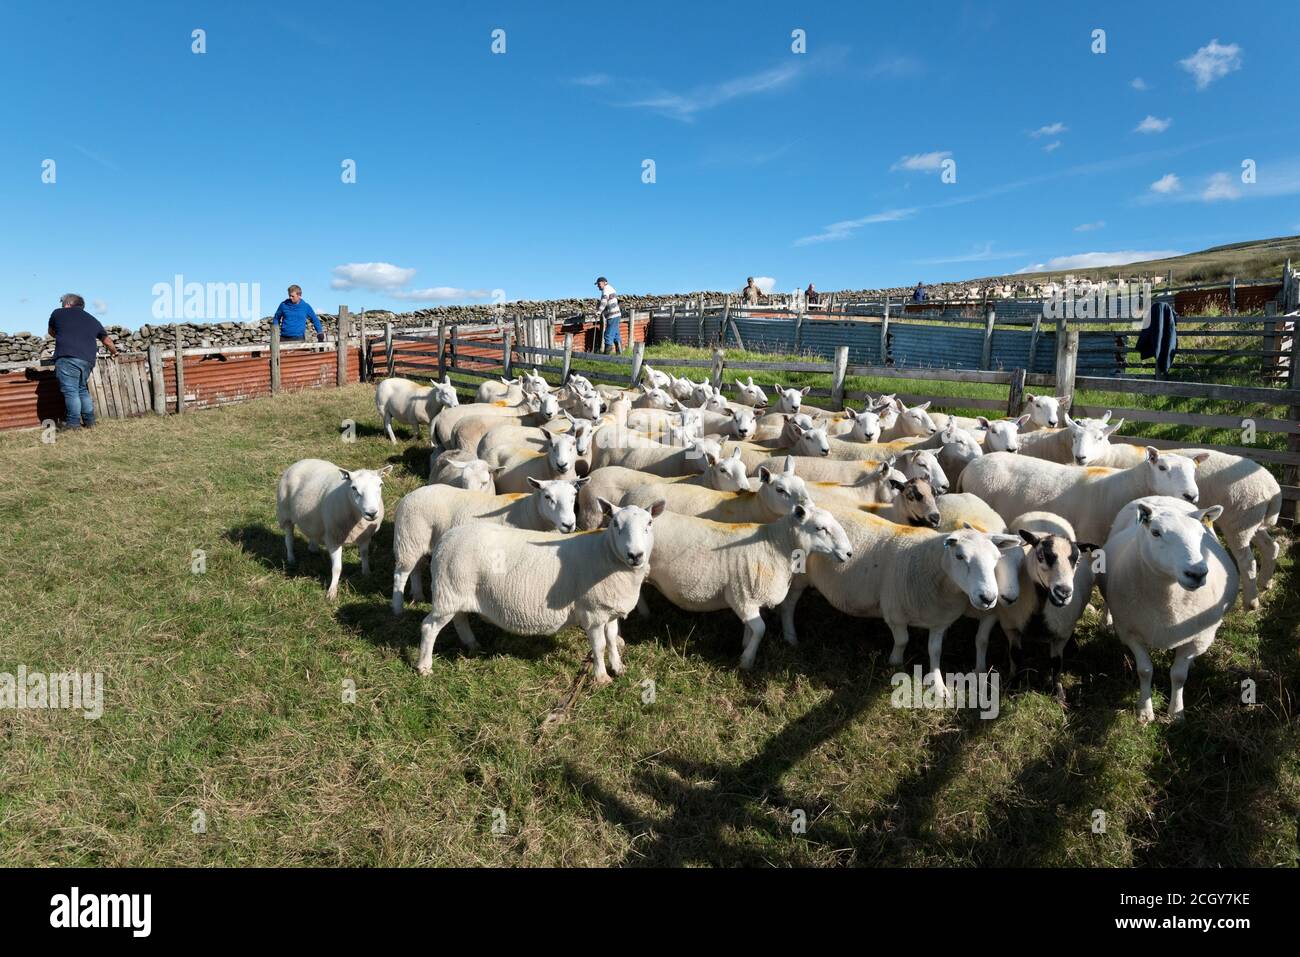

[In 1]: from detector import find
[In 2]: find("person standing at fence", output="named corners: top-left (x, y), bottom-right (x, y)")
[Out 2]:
top-left (47, 293), bottom-right (118, 431)
top-left (742, 277), bottom-right (763, 306)
top-left (273, 285), bottom-right (324, 343)
top-left (805, 283), bottom-right (820, 306)
top-left (912, 281), bottom-right (927, 304)
top-left (595, 276), bottom-right (622, 354)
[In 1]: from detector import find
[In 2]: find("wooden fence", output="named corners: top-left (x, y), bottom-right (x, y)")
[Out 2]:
top-left (372, 320), bottom-right (1300, 523)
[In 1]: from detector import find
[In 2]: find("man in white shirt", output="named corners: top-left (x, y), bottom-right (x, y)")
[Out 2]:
top-left (595, 276), bottom-right (622, 354)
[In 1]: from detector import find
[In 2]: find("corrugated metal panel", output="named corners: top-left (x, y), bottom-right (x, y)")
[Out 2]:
top-left (0, 366), bottom-right (62, 430)
top-left (731, 318), bottom-right (796, 354)
top-left (1078, 332), bottom-right (1125, 376)
top-left (889, 324), bottom-right (984, 369)
top-left (799, 319), bottom-right (882, 365)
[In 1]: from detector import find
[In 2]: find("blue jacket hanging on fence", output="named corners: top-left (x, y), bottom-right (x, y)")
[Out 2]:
top-left (1137, 300), bottom-right (1178, 375)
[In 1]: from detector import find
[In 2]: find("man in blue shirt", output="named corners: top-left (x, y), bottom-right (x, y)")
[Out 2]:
top-left (912, 281), bottom-right (927, 304)
top-left (47, 293), bottom-right (118, 430)
top-left (272, 285), bottom-right (324, 342)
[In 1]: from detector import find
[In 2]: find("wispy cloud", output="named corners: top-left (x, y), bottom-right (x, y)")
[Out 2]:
top-left (1016, 250), bottom-right (1183, 273)
top-left (330, 263), bottom-right (417, 291)
top-left (617, 61), bottom-right (802, 122)
top-left (914, 242), bottom-right (1027, 265)
top-left (390, 287), bottom-right (493, 302)
top-left (1180, 39), bottom-right (1242, 90)
top-left (1202, 172), bottom-right (1241, 201)
top-left (1043, 140), bottom-right (1062, 153)
top-left (867, 55), bottom-right (924, 78)
top-left (794, 208), bottom-right (917, 246)
top-left (1131, 77), bottom-right (1149, 91)
top-left (73, 144), bottom-right (118, 171)
top-left (1030, 122), bottom-right (1067, 138)
top-left (752, 276), bottom-right (776, 294)
top-left (1074, 221), bottom-right (1105, 232)
top-left (890, 151), bottom-right (951, 173)
top-left (571, 73), bottom-right (611, 87)
top-left (1141, 159), bottom-right (1300, 205)
top-left (1150, 173), bottom-right (1182, 194)
top-left (92, 299), bottom-right (108, 314)
top-left (1135, 115), bottom-right (1172, 134)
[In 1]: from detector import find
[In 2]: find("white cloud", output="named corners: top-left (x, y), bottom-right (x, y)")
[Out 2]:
top-left (890, 151), bottom-right (951, 172)
top-left (1150, 173), bottom-right (1181, 194)
top-left (1131, 77), bottom-right (1149, 91)
top-left (1074, 221), bottom-right (1105, 232)
top-left (572, 74), bottom-right (611, 87)
top-left (914, 242), bottom-right (1027, 265)
top-left (1202, 171), bottom-right (1241, 201)
top-left (390, 287), bottom-right (493, 302)
top-left (1016, 250), bottom-right (1183, 273)
top-left (1179, 39), bottom-right (1242, 90)
top-left (1030, 122), bottom-right (1067, 138)
top-left (1043, 140), bottom-right (1062, 153)
top-left (752, 276), bottom-right (776, 294)
top-left (330, 262), bottom-right (417, 291)
top-left (794, 208), bottom-right (917, 246)
top-left (92, 299), bottom-right (108, 314)
top-left (1135, 115), bottom-right (1172, 134)
top-left (620, 61), bottom-right (801, 122)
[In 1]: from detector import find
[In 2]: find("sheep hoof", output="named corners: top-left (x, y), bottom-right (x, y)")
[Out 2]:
top-left (1053, 685), bottom-right (1067, 707)
top-left (592, 672), bottom-right (613, 687)
top-left (1245, 598), bottom-right (1260, 611)
top-left (1138, 708), bottom-right (1155, 725)
top-left (416, 663), bottom-right (432, 677)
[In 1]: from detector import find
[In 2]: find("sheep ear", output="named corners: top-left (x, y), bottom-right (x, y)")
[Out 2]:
top-left (339, 469), bottom-right (352, 482)
top-left (527, 476), bottom-right (544, 490)
top-left (1145, 446), bottom-right (1160, 463)
top-left (977, 416), bottom-right (991, 428)
top-left (943, 535), bottom-right (959, 549)
top-left (1018, 528), bottom-right (1040, 545)
top-left (758, 466), bottom-right (772, 484)
top-left (597, 497), bottom-right (616, 517)
top-left (916, 401), bottom-right (931, 412)
top-left (1103, 419), bottom-right (1124, 437)
top-left (1024, 393), bottom-right (1037, 404)
top-left (1099, 410), bottom-right (1112, 424)
top-left (572, 476), bottom-right (590, 489)
top-left (1195, 505), bottom-right (1224, 526)
top-left (888, 478), bottom-right (906, 492)
top-left (1136, 502), bottom-right (1154, 525)
top-left (992, 534), bottom-right (1023, 551)
top-left (793, 502), bottom-right (808, 520)
top-left (1192, 451), bottom-right (1211, 465)
top-left (703, 451), bottom-right (718, 467)
top-left (1015, 414), bottom-right (1031, 429)
top-left (540, 427), bottom-right (555, 443)
top-left (446, 458), bottom-right (470, 470)
top-left (730, 446), bottom-right (743, 460)
top-left (783, 456), bottom-right (797, 475)
top-left (800, 386), bottom-right (811, 396)
top-left (648, 499), bottom-right (667, 518)
top-left (960, 521), bottom-right (974, 530)
top-left (1058, 395), bottom-right (1072, 408)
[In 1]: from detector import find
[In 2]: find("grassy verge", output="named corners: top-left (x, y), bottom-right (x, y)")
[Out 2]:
top-left (0, 382), bottom-right (1295, 866)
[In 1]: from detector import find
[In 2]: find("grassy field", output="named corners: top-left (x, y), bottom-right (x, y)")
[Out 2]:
top-left (0, 372), bottom-right (1297, 866)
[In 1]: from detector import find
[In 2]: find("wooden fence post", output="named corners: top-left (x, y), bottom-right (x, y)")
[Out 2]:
top-left (1006, 367), bottom-right (1026, 417)
top-left (1263, 302), bottom-right (1279, 379)
top-left (336, 306), bottom-right (350, 386)
top-left (1027, 308), bottom-right (1043, 372)
top-left (384, 322), bottom-right (394, 378)
top-left (436, 321), bottom-right (446, 380)
top-left (502, 329), bottom-right (513, 378)
top-left (980, 305), bottom-right (996, 370)
top-left (880, 298), bottom-right (891, 365)
top-left (269, 323), bottom-right (281, 395)
top-left (1054, 321), bottom-right (1078, 399)
top-left (629, 341), bottom-right (645, 387)
top-left (710, 348), bottom-right (725, 390)
top-left (1229, 276), bottom-right (1237, 316)
top-left (1287, 312), bottom-right (1300, 521)
top-left (450, 324), bottom-right (459, 374)
top-left (148, 344), bottom-right (166, 414)
top-left (562, 333), bottom-right (574, 383)
top-left (358, 309), bottom-right (367, 382)
top-left (831, 345), bottom-right (849, 410)
top-left (174, 326), bottom-right (185, 414)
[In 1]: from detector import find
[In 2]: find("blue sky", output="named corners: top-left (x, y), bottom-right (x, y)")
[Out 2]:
top-left (1, 0), bottom-right (1297, 332)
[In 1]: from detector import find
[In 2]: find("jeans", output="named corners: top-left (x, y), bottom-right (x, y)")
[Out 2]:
top-left (603, 322), bottom-right (622, 351)
top-left (55, 356), bottom-right (95, 428)
top-left (281, 335), bottom-right (305, 342)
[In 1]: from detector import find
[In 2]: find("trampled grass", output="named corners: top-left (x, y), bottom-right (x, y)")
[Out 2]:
top-left (0, 377), bottom-right (1296, 866)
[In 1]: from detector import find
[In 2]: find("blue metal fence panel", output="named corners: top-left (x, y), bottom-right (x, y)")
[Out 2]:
top-left (798, 319), bottom-right (882, 366)
top-left (889, 324), bottom-right (984, 369)
top-left (731, 318), bottom-right (797, 354)
top-left (1078, 331), bottom-right (1125, 376)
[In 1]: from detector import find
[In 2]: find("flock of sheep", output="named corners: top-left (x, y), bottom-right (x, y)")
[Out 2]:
top-left (273, 361), bottom-right (1284, 723)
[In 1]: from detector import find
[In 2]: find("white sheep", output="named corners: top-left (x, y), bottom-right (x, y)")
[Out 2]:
top-left (449, 397), bottom-right (571, 453)
top-left (375, 376), bottom-right (459, 443)
top-left (481, 429), bottom-right (579, 493)
top-left (641, 504), bottom-right (852, 669)
top-left (433, 392), bottom-right (560, 448)
top-left (1021, 393), bottom-right (1071, 431)
top-left (1094, 445), bottom-right (1282, 610)
top-left (772, 383), bottom-right (810, 415)
top-left (959, 447), bottom-right (1203, 547)
top-left (641, 364), bottom-right (671, 391)
top-left (589, 434), bottom-right (723, 477)
top-left (390, 477), bottom-right (585, 614)
top-left (415, 499), bottom-right (664, 684)
top-left (428, 449), bottom-right (497, 491)
top-left (976, 414), bottom-right (1031, 453)
top-left (475, 376), bottom-right (523, 404)
top-left (577, 451), bottom-right (753, 530)
top-left (753, 447), bottom-right (949, 491)
top-left (476, 414), bottom-right (596, 462)
top-left (276, 459), bottom-right (392, 600)
top-left (992, 511), bottom-right (1097, 701)
top-left (879, 399), bottom-right (938, 441)
top-left (1017, 412), bottom-right (1123, 466)
top-left (779, 510), bottom-right (1021, 698)
top-left (733, 376), bottom-right (769, 407)
top-left (833, 476), bottom-right (942, 527)
top-left (621, 457), bottom-right (809, 523)
top-left (1097, 499), bottom-right (1237, 722)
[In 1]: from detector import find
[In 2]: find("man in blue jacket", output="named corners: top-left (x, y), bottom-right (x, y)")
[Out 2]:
top-left (272, 285), bottom-right (324, 342)
top-left (48, 293), bottom-right (118, 430)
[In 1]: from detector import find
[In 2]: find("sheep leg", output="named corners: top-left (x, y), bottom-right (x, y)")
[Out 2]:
top-left (974, 614), bottom-right (996, 675)
top-left (359, 537), bottom-right (371, 577)
top-left (282, 523), bottom-right (296, 564)
top-left (1005, 628), bottom-right (1024, 681)
top-left (325, 546), bottom-right (345, 600)
top-left (1225, 534), bottom-right (1258, 610)
top-left (779, 580), bottom-right (807, 646)
top-left (1168, 643), bottom-right (1200, 721)
top-left (1253, 527), bottom-right (1280, 593)
top-left (416, 613), bottom-right (452, 675)
top-left (588, 624), bottom-right (613, 686)
top-left (887, 621), bottom-right (910, 666)
top-left (383, 412), bottom-right (397, 444)
top-left (1049, 635), bottom-right (1069, 706)
top-left (926, 628), bottom-right (951, 703)
top-left (390, 567), bottom-right (409, 616)
top-left (604, 620), bottom-right (625, 676)
top-left (738, 611), bottom-right (767, 671)
top-left (1122, 638), bottom-right (1156, 724)
top-left (452, 613), bottom-right (478, 651)
top-left (410, 556), bottom-right (427, 603)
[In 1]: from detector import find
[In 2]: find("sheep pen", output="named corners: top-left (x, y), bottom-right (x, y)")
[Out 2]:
top-left (0, 353), bottom-right (1296, 869)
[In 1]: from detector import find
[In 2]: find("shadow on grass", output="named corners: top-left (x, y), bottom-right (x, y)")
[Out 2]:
top-left (224, 522), bottom-right (396, 600)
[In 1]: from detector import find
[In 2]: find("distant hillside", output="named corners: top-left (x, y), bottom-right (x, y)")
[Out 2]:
top-left (978, 235), bottom-right (1300, 286)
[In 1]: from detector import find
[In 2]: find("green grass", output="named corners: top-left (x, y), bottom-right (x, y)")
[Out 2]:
top-left (0, 380), bottom-right (1296, 866)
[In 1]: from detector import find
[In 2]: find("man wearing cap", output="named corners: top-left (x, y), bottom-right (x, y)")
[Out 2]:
top-left (47, 293), bottom-right (119, 431)
top-left (594, 276), bottom-right (622, 354)
top-left (742, 277), bottom-right (762, 306)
